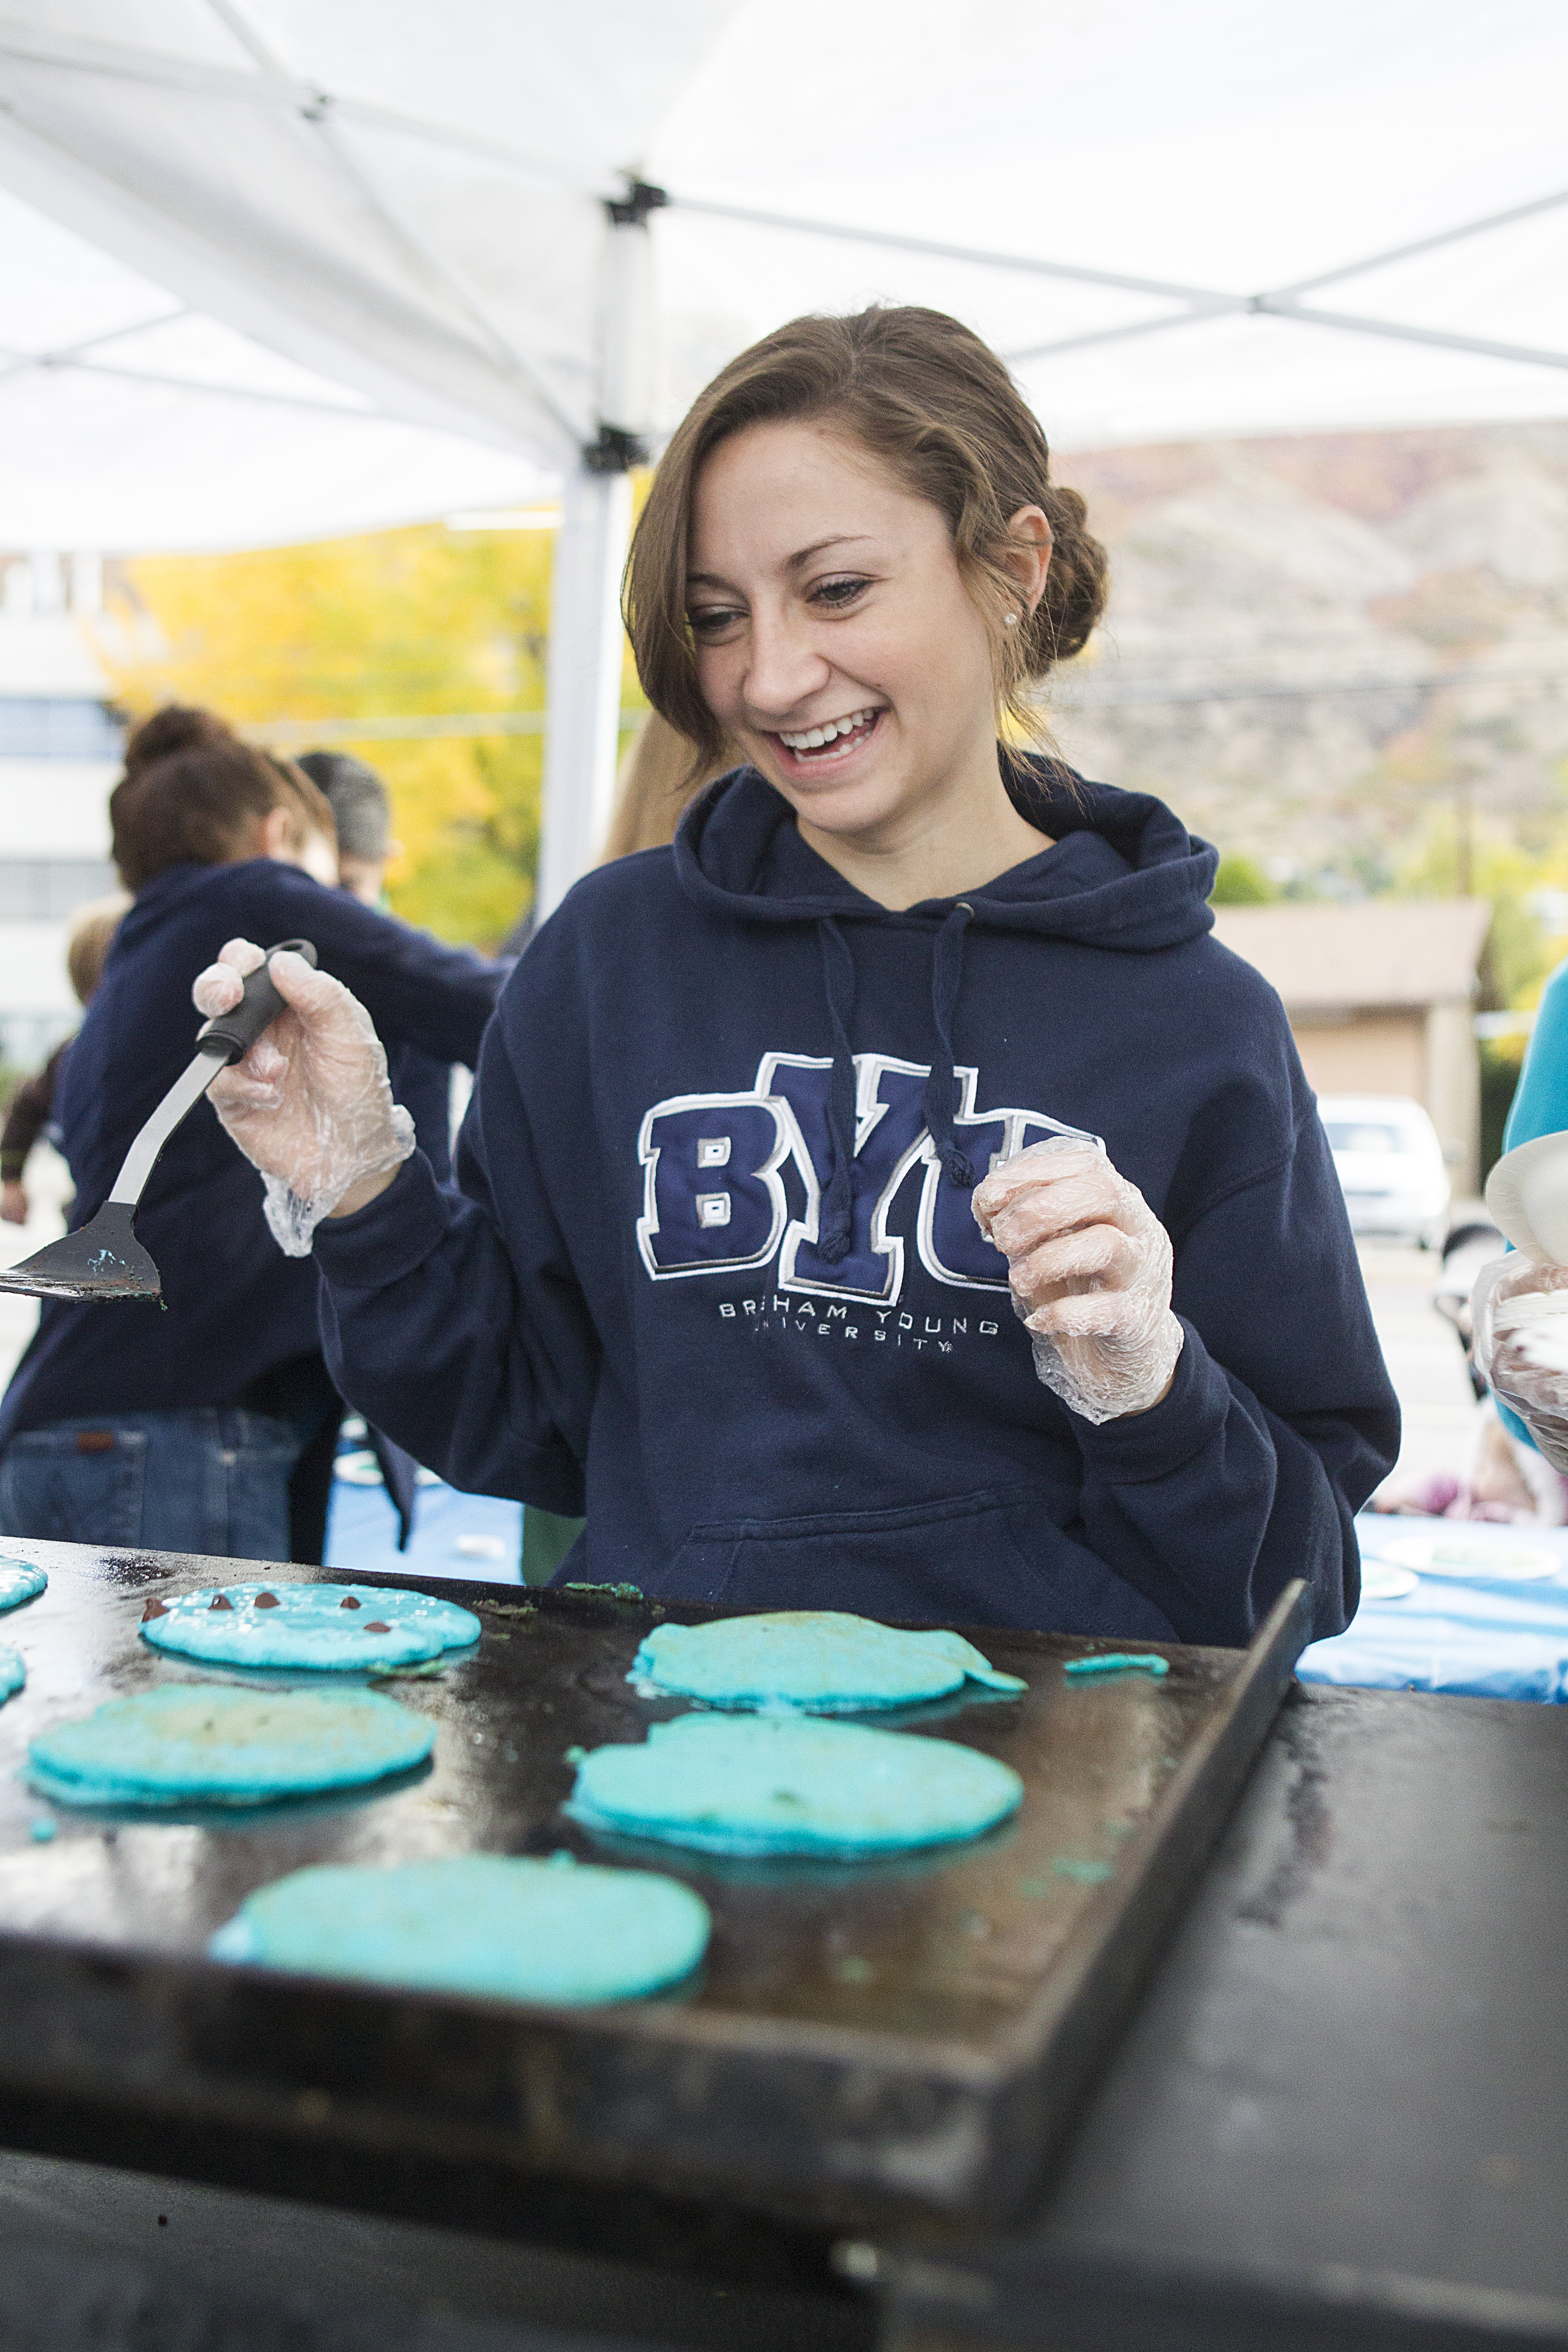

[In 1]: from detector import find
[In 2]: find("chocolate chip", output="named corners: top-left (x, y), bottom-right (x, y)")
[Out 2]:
top-left (141, 1598), bottom-right (169, 1621)
top-left (365, 1622), bottom-right (391, 1633)
top-left (208, 1594), bottom-right (233, 1612)
top-left (339, 1595), bottom-right (361, 1610)
top-left (253, 1592), bottom-right (280, 1609)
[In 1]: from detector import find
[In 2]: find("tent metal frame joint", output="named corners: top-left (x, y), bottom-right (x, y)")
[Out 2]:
top-left (607, 179), bottom-right (668, 230)
top-left (583, 423), bottom-right (647, 474)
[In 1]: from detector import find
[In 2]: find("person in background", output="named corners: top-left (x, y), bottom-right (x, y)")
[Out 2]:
top-left (296, 747), bottom-right (457, 1182)
top-left (0, 894), bottom-right (128, 1225)
top-left (297, 749), bottom-right (396, 904)
top-left (0, 706), bottom-right (499, 1566)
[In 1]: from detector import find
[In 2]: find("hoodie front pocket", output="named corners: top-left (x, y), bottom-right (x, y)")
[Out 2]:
top-left (657, 1483), bottom-right (1167, 1632)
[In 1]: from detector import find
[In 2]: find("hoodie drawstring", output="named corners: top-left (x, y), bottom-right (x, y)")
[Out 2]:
top-left (816, 901), bottom-right (976, 1263)
top-left (817, 918), bottom-right (859, 1262)
top-left (923, 902), bottom-right (976, 1189)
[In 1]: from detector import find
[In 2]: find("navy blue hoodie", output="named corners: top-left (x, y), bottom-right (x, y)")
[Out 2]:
top-left (0, 859), bottom-right (499, 1444)
top-left (316, 761), bottom-right (1398, 1643)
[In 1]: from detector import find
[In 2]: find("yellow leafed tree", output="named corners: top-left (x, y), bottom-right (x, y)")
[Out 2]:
top-left (103, 522), bottom-right (645, 948)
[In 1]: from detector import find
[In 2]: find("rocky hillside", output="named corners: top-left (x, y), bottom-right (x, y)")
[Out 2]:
top-left (1046, 423), bottom-right (1568, 888)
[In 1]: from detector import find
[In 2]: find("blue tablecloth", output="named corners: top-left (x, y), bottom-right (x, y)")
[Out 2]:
top-left (1299, 1516), bottom-right (1568, 1703)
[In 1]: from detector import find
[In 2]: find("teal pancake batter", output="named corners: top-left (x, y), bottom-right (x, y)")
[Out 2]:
top-left (0, 1559), bottom-right (46, 1614)
top-left (568, 1713), bottom-right (1024, 1857)
top-left (211, 1853), bottom-right (710, 2003)
top-left (0, 1646), bottom-right (22, 1705)
top-left (630, 1611), bottom-right (1026, 1712)
top-left (140, 1581), bottom-right (481, 1672)
top-left (29, 1684), bottom-right (434, 1808)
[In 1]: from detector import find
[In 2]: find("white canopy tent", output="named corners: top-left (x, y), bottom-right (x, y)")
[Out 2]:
top-left (2, 0), bottom-right (1566, 908)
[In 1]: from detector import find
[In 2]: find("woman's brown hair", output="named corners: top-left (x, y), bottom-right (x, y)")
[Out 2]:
top-left (599, 710), bottom-right (738, 861)
top-left (624, 305), bottom-right (1108, 767)
top-left (111, 706), bottom-right (335, 891)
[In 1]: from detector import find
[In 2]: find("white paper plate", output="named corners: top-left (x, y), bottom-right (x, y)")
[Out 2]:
top-left (1360, 1562), bottom-right (1420, 1601)
top-left (1377, 1531), bottom-right (1561, 1581)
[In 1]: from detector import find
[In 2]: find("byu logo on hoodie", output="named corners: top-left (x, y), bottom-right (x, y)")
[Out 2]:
top-left (637, 1051), bottom-right (1092, 1308)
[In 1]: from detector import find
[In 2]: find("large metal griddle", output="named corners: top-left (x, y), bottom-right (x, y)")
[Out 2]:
top-left (0, 1542), bottom-right (1308, 2235)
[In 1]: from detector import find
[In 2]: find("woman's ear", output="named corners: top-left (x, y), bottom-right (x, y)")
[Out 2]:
top-left (259, 805), bottom-right (296, 861)
top-left (1003, 505), bottom-right (1053, 617)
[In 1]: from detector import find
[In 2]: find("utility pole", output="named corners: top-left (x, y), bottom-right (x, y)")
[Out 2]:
top-left (536, 181), bottom-right (666, 923)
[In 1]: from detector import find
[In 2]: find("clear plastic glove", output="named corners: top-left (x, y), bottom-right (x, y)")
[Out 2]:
top-left (192, 939), bottom-right (414, 1257)
top-left (1470, 1253), bottom-right (1568, 1472)
top-left (971, 1135), bottom-right (1184, 1425)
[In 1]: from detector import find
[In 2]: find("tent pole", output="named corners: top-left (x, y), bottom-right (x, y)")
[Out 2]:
top-left (536, 181), bottom-right (666, 923)
top-left (536, 463), bottom-right (633, 919)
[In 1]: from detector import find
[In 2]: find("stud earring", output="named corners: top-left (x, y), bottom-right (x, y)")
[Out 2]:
top-left (1004, 610), bottom-right (1019, 627)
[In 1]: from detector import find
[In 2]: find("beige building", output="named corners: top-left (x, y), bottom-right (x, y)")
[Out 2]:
top-left (1212, 899), bottom-right (1492, 1193)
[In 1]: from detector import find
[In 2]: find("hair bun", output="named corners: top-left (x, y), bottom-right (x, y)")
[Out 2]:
top-left (123, 704), bottom-right (236, 775)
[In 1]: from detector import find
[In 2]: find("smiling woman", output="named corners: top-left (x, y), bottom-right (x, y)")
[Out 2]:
top-left (184, 305), bottom-right (1399, 1648)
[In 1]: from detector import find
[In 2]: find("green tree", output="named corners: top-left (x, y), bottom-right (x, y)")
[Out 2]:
top-left (1209, 853), bottom-right (1280, 905)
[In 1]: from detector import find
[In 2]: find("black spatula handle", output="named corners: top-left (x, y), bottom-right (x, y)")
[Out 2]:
top-left (196, 939), bottom-right (318, 1065)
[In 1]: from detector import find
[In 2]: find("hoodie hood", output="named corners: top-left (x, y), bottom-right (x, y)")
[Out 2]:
top-left (672, 752), bottom-right (1219, 952)
top-left (672, 755), bottom-right (1219, 1261)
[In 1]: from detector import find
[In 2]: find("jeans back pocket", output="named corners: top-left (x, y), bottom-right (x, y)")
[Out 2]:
top-left (0, 1425), bottom-right (148, 1548)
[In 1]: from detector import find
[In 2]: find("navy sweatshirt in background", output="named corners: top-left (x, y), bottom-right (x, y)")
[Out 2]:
top-left (316, 760), bottom-right (1399, 1644)
top-left (0, 859), bottom-right (499, 1443)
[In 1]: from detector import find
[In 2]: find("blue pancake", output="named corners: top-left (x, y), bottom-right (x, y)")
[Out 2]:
top-left (568, 1713), bottom-right (1024, 1857)
top-left (211, 1853), bottom-right (710, 2004)
top-left (0, 1645), bottom-right (22, 1705)
top-left (0, 1559), bottom-right (46, 1615)
top-left (29, 1684), bottom-right (434, 1809)
top-left (630, 1610), bottom-right (1026, 1712)
top-left (141, 1581), bottom-right (481, 1672)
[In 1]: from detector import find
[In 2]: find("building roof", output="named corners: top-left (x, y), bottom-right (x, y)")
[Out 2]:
top-left (1211, 898), bottom-right (1491, 1012)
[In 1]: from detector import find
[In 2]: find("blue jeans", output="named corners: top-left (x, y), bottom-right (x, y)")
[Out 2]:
top-left (0, 1410), bottom-right (304, 1561)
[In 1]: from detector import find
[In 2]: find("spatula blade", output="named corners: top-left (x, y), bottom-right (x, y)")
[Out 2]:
top-left (0, 1202), bottom-right (162, 1303)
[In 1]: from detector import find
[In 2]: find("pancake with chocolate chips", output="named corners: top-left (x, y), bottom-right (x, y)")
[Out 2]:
top-left (139, 1581), bottom-right (480, 1671)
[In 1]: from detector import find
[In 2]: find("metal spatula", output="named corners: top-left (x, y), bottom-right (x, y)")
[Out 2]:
top-left (0, 938), bottom-right (317, 1304)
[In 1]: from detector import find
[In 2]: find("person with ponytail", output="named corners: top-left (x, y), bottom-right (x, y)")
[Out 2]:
top-left (0, 706), bottom-right (498, 1564)
top-left (187, 306), bottom-right (1396, 1641)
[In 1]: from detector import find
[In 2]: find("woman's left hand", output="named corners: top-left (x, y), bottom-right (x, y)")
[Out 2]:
top-left (971, 1137), bottom-right (1184, 1425)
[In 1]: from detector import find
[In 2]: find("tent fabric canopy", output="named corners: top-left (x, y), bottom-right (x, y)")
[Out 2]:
top-left (2, 0), bottom-right (1567, 551)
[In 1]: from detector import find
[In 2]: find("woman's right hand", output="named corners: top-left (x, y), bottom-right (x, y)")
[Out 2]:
top-left (192, 940), bottom-right (415, 1256)
top-left (1471, 1253), bottom-right (1568, 1471)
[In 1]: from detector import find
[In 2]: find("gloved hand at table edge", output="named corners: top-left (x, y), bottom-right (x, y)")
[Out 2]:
top-left (971, 1135), bottom-right (1184, 1426)
top-left (192, 939), bottom-right (414, 1257)
top-left (1470, 1252), bottom-right (1568, 1473)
